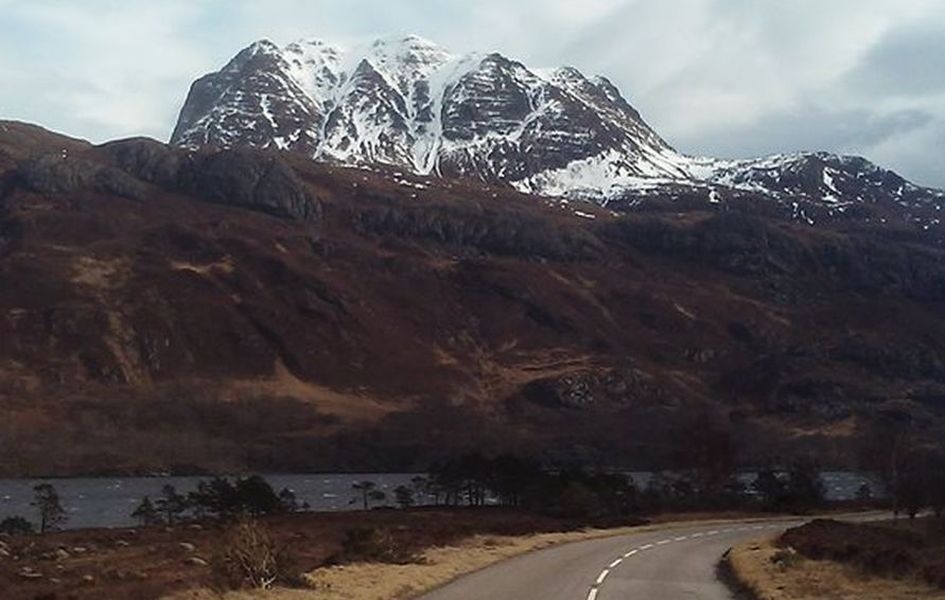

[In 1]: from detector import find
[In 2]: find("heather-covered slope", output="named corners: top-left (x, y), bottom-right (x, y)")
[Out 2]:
top-left (1, 121), bottom-right (944, 476)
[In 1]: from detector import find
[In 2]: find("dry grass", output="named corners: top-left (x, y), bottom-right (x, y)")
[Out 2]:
top-left (70, 255), bottom-right (128, 288)
top-left (224, 360), bottom-right (398, 423)
top-left (170, 258), bottom-right (236, 275)
top-left (727, 537), bottom-right (945, 600)
top-left (303, 530), bottom-right (604, 600)
top-left (163, 528), bottom-right (638, 600)
top-left (163, 514), bottom-right (829, 600)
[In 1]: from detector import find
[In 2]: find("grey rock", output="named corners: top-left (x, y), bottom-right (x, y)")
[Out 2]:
top-left (99, 137), bottom-right (184, 187)
top-left (179, 148), bottom-right (320, 221)
top-left (100, 138), bottom-right (321, 222)
top-left (18, 567), bottom-right (43, 579)
top-left (19, 153), bottom-right (147, 200)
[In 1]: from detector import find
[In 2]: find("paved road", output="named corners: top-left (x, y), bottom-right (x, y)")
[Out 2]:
top-left (419, 514), bottom-right (889, 600)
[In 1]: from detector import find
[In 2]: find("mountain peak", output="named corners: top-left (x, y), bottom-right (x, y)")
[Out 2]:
top-left (171, 35), bottom-right (683, 186)
top-left (369, 33), bottom-right (447, 51)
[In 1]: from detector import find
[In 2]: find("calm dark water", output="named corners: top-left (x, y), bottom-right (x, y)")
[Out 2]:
top-left (0, 471), bottom-right (880, 530)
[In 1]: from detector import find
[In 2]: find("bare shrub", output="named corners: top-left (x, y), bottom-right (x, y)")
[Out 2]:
top-left (211, 517), bottom-right (299, 590)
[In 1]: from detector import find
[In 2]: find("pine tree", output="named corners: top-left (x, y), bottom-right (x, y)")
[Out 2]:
top-left (31, 483), bottom-right (67, 533)
top-left (131, 496), bottom-right (162, 526)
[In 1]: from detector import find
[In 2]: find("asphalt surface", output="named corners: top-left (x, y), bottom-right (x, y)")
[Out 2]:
top-left (419, 514), bottom-right (890, 600)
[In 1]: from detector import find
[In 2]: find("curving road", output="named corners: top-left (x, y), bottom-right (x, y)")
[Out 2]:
top-left (419, 514), bottom-right (890, 600)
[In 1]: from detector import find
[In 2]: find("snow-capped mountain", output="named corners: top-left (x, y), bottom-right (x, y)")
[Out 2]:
top-left (172, 35), bottom-right (944, 222)
top-left (172, 37), bottom-right (688, 190)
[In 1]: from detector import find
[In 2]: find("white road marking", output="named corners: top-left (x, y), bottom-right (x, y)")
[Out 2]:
top-left (584, 517), bottom-right (886, 600)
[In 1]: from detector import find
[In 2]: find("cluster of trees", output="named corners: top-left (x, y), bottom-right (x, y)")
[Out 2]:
top-left (348, 478), bottom-right (435, 510)
top-left (336, 414), bottom-right (838, 519)
top-left (749, 461), bottom-right (828, 513)
top-left (860, 411), bottom-right (945, 521)
top-left (395, 415), bottom-right (833, 519)
top-left (888, 449), bottom-right (945, 520)
top-left (410, 452), bottom-right (830, 520)
top-left (131, 475), bottom-right (305, 526)
top-left (0, 483), bottom-right (68, 535)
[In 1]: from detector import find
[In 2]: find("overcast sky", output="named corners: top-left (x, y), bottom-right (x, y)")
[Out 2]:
top-left (1, 0), bottom-right (942, 187)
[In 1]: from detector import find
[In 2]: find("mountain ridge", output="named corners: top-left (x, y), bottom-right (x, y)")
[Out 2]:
top-left (171, 35), bottom-right (944, 230)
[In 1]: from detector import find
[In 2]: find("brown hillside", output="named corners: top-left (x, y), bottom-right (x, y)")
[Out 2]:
top-left (0, 121), bottom-right (943, 476)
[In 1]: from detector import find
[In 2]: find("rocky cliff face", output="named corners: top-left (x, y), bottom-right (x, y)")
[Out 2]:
top-left (171, 35), bottom-right (944, 234)
top-left (1, 121), bottom-right (944, 476)
top-left (14, 137), bottom-right (322, 222)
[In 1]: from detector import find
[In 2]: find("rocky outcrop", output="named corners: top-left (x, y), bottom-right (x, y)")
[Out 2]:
top-left (348, 197), bottom-right (602, 259)
top-left (607, 212), bottom-right (945, 301)
top-left (19, 138), bottom-right (322, 222)
top-left (19, 153), bottom-right (148, 200)
top-left (99, 137), bottom-right (185, 188)
top-left (179, 148), bottom-right (320, 221)
top-left (520, 364), bottom-right (662, 410)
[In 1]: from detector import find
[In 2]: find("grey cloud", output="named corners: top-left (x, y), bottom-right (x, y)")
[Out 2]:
top-left (846, 23), bottom-right (945, 96)
top-left (675, 106), bottom-right (934, 163)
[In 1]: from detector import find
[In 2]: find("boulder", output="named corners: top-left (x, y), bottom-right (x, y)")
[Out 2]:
top-left (18, 566), bottom-right (43, 580)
